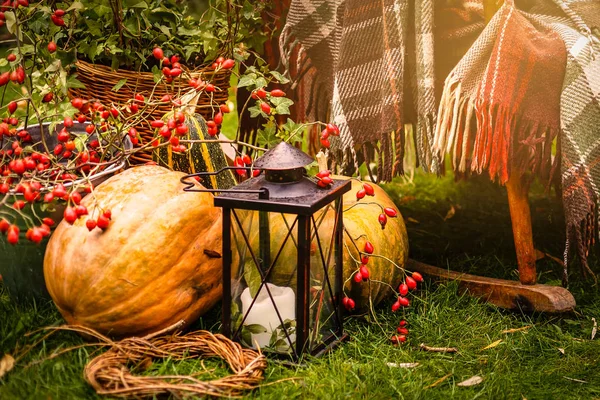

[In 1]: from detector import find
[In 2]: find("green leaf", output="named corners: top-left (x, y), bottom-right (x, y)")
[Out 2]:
top-left (73, 134), bottom-right (87, 153)
top-left (4, 12), bottom-right (18, 39)
top-left (177, 26), bottom-right (201, 36)
top-left (237, 73), bottom-right (257, 88)
top-left (28, 17), bottom-right (46, 34)
top-left (248, 105), bottom-right (262, 118)
top-left (44, 59), bottom-right (62, 73)
top-left (126, 1), bottom-right (149, 9)
top-left (151, 65), bottom-right (161, 83)
top-left (255, 77), bottom-right (268, 88)
top-left (271, 97), bottom-right (294, 115)
top-left (256, 122), bottom-right (279, 148)
top-left (245, 324), bottom-right (267, 334)
top-left (111, 56), bottom-right (120, 71)
top-left (112, 78), bottom-right (128, 92)
top-left (66, 1), bottom-right (84, 12)
top-left (158, 25), bottom-right (171, 37)
top-left (269, 71), bottom-right (290, 84)
top-left (241, 329), bottom-right (253, 347)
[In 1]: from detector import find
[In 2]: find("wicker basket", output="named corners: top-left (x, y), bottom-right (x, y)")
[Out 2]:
top-left (69, 60), bottom-right (231, 164)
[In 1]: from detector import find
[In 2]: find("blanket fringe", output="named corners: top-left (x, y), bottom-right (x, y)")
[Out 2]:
top-left (435, 76), bottom-right (559, 185)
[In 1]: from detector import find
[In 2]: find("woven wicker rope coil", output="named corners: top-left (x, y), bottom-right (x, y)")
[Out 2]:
top-left (69, 60), bottom-right (231, 164)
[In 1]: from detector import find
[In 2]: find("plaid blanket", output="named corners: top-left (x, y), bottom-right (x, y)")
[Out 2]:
top-left (434, 0), bottom-right (600, 277)
top-left (281, 0), bottom-right (446, 181)
top-left (535, 0), bottom-right (600, 279)
top-left (434, 0), bottom-right (566, 183)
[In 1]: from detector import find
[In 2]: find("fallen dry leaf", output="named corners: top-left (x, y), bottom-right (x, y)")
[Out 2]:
top-left (481, 339), bottom-right (503, 350)
top-left (386, 362), bottom-right (419, 368)
top-left (502, 326), bottom-right (532, 334)
top-left (558, 348), bottom-right (565, 355)
top-left (0, 354), bottom-right (15, 379)
top-left (457, 376), bottom-right (483, 387)
top-left (591, 318), bottom-right (597, 340)
top-left (426, 373), bottom-right (452, 389)
top-left (406, 217), bottom-right (420, 224)
top-left (443, 205), bottom-right (456, 221)
top-left (419, 343), bottom-right (458, 353)
top-left (563, 376), bottom-right (587, 384)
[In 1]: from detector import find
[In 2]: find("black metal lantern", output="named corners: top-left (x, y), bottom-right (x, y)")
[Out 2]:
top-left (182, 142), bottom-right (350, 360)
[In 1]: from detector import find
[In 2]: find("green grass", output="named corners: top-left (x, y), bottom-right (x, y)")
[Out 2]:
top-left (1, 170), bottom-right (600, 399)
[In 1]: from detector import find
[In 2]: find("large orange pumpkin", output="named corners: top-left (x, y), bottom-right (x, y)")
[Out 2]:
top-left (44, 165), bottom-right (223, 337)
top-left (235, 177), bottom-right (408, 310)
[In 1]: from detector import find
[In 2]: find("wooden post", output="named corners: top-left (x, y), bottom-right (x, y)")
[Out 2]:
top-left (506, 173), bottom-right (537, 284)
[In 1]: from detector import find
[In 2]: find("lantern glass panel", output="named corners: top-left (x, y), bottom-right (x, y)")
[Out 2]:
top-left (228, 201), bottom-right (343, 357)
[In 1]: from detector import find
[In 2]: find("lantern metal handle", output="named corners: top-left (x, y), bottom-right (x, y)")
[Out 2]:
top-left (181, 166), bottom-right (270, 199)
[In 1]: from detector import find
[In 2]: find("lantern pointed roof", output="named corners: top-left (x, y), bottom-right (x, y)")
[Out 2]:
top-left (253, 141), bottom-right (314, 170)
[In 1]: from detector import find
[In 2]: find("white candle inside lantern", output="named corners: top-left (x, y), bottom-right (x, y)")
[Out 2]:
top-left (241, 283), bottom-right (296, 349)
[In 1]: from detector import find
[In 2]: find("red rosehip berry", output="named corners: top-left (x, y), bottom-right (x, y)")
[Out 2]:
top-left (353, 271), bottom-right (363, 283)
top-left (71, 98), bottom-right (84, 109)
top-left (51, 15), bottom-right (65, 26)
top-left (363, 183), bottom-right (375, 196)
top-left (97, 215), bottom-right (110, 230)
top-left (7, 225), bottom-right (19, 245)
top-left (384, 207), bottom-right (397, 217)
top-left (256, 88), bottom-right (267, 99)
top-left (343, 296), bottom-right (355, 311)
top-left (150, 120), bottom-right (164, 129)
top-left (391, 301), bottom-right (400, 312)
top-left (214, 112), bottom-right (223, 125)
top-left (85, 219), bottom-right (97, 231)
top-left (399, 283), bottom-right (409, 297)
top-left (406, 276), bottom-right (417, 290)
top-left (42, 217), bottom-right (55, 227)
top-left (364, 241), bottom-right (374, 254)
top-left (398, 296), bottom-right (410, 307)
top-left (359, 265), bottom-right (370, 280)
top-left (356, 189), bottom-right (366, 200)
top-left (378, 213), bottom-right (387, 229)
top-left (270, 89), bottom-right (286, 97)
top-left (221, 59), bottom-right (235, 69)
top-left (63, 206), bottom-right (78, 224)
top-left (0, 218), bottom-right (10, 233)
top-left (152, 47), bottom-right (164, 60)
top-left (70, 191), bottom-right (82, 205)
top-left (75, 205), bottom-right (88, 216)
top-left (260, 102), bottom-right (271, 114)
top-left (29, 227), bottom-right (43, 244)
top-left (397, 327), bottom-right (409, 335)
top-left (47, 41), bottom-right (57, 53)
top-left (412, 272), bottom-right (423, 282)
top-left (12, 200), bottom-right (25, 210)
